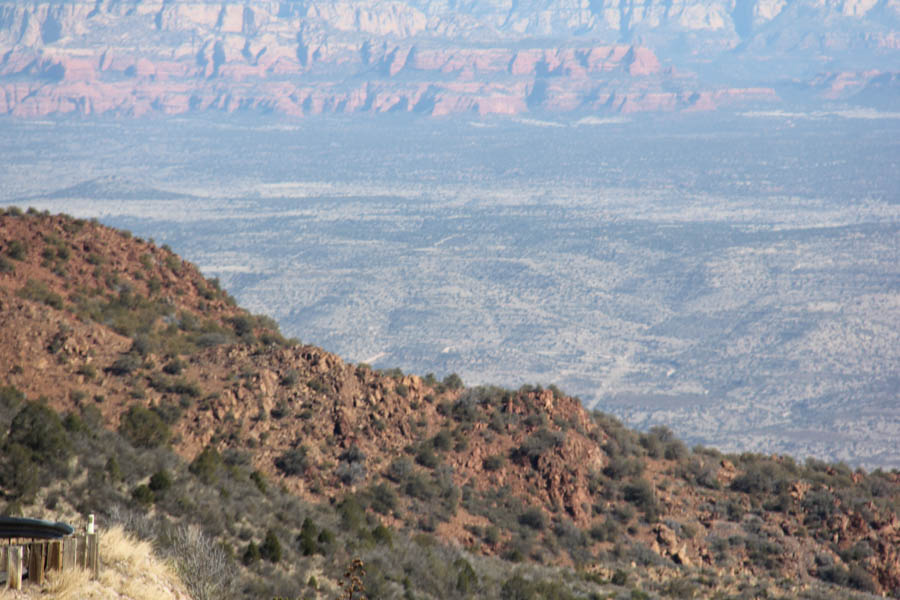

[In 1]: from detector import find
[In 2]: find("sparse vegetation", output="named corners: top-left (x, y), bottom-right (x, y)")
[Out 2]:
top-left (0, 212), bottom-right (897, 600)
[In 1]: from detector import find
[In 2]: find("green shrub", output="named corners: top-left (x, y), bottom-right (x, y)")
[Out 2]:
top-left (190, 446), bottom-right (223, 484)
top-left (242, 541), bottom-right (261, 566)
top-left (119, 404), bottom-right (171, 448)
top-left (612, 503), bottom-right (636, 524)
top-left (432, 430), bottom-right (452, 452)
top-left (8, 401), bottom-right (71, 466)
top-left (455, 558), bottom-right (478, 594)
top-left (131, 484), bottom-right (155, 506)
top-left (163, 359), bottom-right (185, 375)
top-left (108, 354), bottom-right (142, 376)
top-left (149, 469), bottom-right (173, 494)
top-left (250, 470), bottom-right (267, 493)
top-left (603, 456), bottom-right (644, 480)
top-left (317, 528), bottom-right (335, 551)
top-left (269, 400), bottom-right (289, 419)
top-left (1, 443), bottom-right (39, 498)
top-left (260, 529), bottom-right (282, 563)
top-left (664, 439), bottom-right (689, 461)
top-left (280, 369), bottom-right (300, 387)
top-left (6, 240), bottom-right (26, 260)
top-left (623, 479), bottom-right (659, 521)
top-left (416, 445), bottom-right (440, 469)
top-left (731, 460), bottom-right (792, 495)
top-left (171, 378), bottom-right (201, 398)
top-left (336, 460), bottom-right (367, 486)
top-left (524, 414), bottom-right (546, 428)
top-left (369, 483), bottom-right (398, 515)
top-left (514, 428), bottom-right (565, 468)
top-left (519, 507), bottom-right (546, 530)
top-left (76, 363), bottom-right (97, 380)
top-left (0, 385), bottom-right (25, 409)
top-left (404, 473), bottom-right (434, 500)
top-left (17, 279), bottom-right (63, 309)
top-left (372, 524), bottom-right (392, 546)
top-left (164, 254), bottom-right (182, 273)
top-left (500, 575), bottom-right (540, 600)
top-left (41, 246), bottom-right (57, 262)
top-left (62, 411), bottom-right (87, 433)
top-left (387, 457), bottom-right (414, 482)
top-left (106, 456), bottom-right (122, 482)
top-left (297, 518), bottom-right (318, 556)
top-left (848, 564), bottom-right (877, 593)
top-left (229, 315), bottom-right (254, 337)
top-left (678, 458), bottom-right (720, 489)
top-left (338, 496), bottom-right (366, 530)
top-left (443, 373), bottom-right (464, 390)
top-left (151, 401), bottom-right (182, 425)
top-left (275, 447), bottom-right (309, 476)
top-left (802, 489), bottom-right (837, 529)
top-left (589, 519), bottom-right (620, 542)
top-left (451, 396), bottom-right (478, 423)
top-left (483, 454), bottom-right (506, 471)
top-left (484, 526), bottom-right (500, 545)
top-left (0, 256), bottom-right (14, 273)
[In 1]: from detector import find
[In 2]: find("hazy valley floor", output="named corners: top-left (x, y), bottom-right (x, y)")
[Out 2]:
top-left (2, 112), bottom-right (899, 467)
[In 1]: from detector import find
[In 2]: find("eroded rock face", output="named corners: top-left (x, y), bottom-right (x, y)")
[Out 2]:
top-left (0, 0), bottom-right (895, 117)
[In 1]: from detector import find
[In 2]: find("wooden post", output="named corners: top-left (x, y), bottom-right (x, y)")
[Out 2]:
top-left (62, 537), bottom-right (78, 571)
top-left (76, 534), bottom-right (86, 569)
top-left (27, 542), bottom-right (46, 585)
top-left (86, 533), bottom-right (99, 580)
top-left (7, 545), bottom-right (23, 590)
top-left (48, 541), bottom-right (63, 572)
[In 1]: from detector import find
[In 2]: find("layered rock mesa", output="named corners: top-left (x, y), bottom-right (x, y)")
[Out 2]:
top-left (0, 0), bottom-right (897, 117)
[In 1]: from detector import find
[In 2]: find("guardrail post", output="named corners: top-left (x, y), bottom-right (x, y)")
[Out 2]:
top-left (49, 540), bottom-right (62, 572)
top-left (76, 533), bottom-right (86, 568)
top-left (63, 536), bottom-right (78, 570)
top-left (7, 545), bottom-right (23, 590)
top-left (86, 533), bottom-right (99, 579)
top-left (27, 542), bottom-right (46, 585)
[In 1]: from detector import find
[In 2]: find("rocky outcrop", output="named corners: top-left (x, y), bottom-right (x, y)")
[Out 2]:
top-left (0, 0), bottom-right (895, 117)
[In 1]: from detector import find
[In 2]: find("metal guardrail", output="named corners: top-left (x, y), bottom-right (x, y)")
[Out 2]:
top-left (0, 516), bottom-right (75, 540)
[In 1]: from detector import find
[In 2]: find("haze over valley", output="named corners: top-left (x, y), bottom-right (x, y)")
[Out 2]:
top-left (3, 112), bottom-right (898, 468)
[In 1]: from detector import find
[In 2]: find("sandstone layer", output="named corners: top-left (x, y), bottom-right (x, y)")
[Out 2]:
top-left (0, 0), bottom-right (896, 117)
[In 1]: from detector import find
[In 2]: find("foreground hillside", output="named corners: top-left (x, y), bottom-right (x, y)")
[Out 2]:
top-left (0, 0), bottom-right (897, 117)
top-left (0, 526), bottom-right (192, 600)
top-left (1, 208), bottom-right (900, 598)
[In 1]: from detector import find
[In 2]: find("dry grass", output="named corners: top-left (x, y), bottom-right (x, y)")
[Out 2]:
top-left (0, 526), bottom-right (190, 600)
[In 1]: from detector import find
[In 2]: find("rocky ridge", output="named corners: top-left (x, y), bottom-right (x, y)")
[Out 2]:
top-left (2, 209), bottom-right (900, 597)
top-left (0, 0), bottom-right (896, 117)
